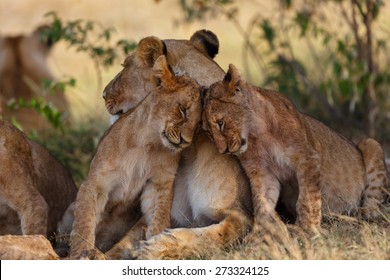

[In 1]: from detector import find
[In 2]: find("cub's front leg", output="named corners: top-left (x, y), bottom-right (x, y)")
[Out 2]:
top-left (295, 151), bottom-right (322, 229)
top-left (105, 217), bottom-right (147, 260)
top-left (141, 175), bottom-right (175, 240)
top-left (0, 164), bottom-right (48, 236)
top-left (70, 179), bottom-right (109, 259)
top-left (241, 161), bottom-right (281, 225)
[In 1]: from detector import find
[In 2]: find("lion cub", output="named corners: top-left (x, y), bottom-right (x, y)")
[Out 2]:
top-left (203, 64), bottom-right (389, 229)
top-left (0, 120), bottom-right (77, 238)
top-left (70, 55), bottom-right (202, 259)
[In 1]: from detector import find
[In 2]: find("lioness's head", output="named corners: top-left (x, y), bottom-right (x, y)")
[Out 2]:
top-left (203, 64), bottom-right (249, 155)
top-left (0, 25), bottom-right (55, 99)
top-left (0, 26), bottom-right (68, 131)
top-left (151, 55), bottom-right (203, 151)
top-left (103, 30), bottom-right (224, 123)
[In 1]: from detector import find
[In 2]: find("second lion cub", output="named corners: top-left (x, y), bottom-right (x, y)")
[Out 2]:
top-left (203, 64), bottom-right (388, 230)
top-left (70, 56), bottom-right (202, 259)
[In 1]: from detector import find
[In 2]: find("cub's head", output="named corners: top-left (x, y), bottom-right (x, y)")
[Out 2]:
top-left (151, 55), bottom-right (203, 152)
top-left (103, 30), bottom-right (224, 123)
top-left (203, 64), bottom-right (249, 155)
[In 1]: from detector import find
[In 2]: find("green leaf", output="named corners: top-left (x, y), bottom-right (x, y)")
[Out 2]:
top-left (260, 19), bottom-right (275, 49)
top-left (333, 62), bottom-right (342, 77)
top-left (294, 11), bottom-right (310, 36)
top-left (338, 79), bottom-right (352, 98)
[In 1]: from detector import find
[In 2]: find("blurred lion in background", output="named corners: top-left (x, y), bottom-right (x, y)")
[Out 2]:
top-left (0, 25), bottom-right (69, 132)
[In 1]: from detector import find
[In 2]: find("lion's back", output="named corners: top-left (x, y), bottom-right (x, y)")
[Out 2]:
top-left (0, 120), bottom-right (76, 237)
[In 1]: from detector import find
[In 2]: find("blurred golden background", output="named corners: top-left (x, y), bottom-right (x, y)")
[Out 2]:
top-left (0, 0), bottom-right (274, 122)
top-left (1, 0), bottom-right (389, 162)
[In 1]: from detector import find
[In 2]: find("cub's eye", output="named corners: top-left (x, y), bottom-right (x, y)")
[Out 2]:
top-left (179, 105), bottom-right (187, 119)
top-left (217, 119), bottom-right (225, 132)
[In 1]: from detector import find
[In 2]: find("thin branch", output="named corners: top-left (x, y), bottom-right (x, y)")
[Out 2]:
top-left (351, 0), bottom-right (364, 61)
top-left (222, 9), bottom-right (268, 78)
top-left (363, 0), bottom-right (378, 137)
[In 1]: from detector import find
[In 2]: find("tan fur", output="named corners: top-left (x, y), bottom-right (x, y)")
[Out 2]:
top-left (0, 120), bottom-right (77, 239)
top-left (102, 30), bottom-right (252, 260)
top-left (0, 235), bottom-right (59, 260)
top-left (203, 64), bottom-right (389, 229)
top-left (69, 55), bottom-right (203, 259)
top-left (0, 26), bottom-right (68, 132)
top-left (357, 138), bottom-right (389, 218)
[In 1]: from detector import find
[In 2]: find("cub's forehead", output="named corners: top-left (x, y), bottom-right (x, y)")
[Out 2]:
top-left (205, 97), bottom-right (242, 118)
top-left (205, 99), bottom-right (226, 115)
top-left (176, 77), bottom-right (201, 95)
top-left (207, 81), bottom-right (226, 99)
top-left (173, 84), bottom-right (201, 102)
top-left (177, 75), bottom-right (199, 88)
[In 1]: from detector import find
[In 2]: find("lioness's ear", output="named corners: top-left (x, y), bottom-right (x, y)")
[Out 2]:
top-left (190, 30), bottom-right (219, 59)
top-left (224, 64), bottom-right (242, 95)
top-left (153, 55), bottom-right (175, 89)
top-left (136, 36), bottom-right (167, 68)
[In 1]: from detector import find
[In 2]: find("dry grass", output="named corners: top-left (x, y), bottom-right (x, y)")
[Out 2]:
top-left (55, 205), bottom-right (389, 260)
top-left (204, 206), bottom-right (390, 260)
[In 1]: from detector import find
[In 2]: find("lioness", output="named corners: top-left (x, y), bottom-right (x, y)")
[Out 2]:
top-left (0, 26), bottom-right (68, 132)
top-left (0, 120), bottom-right (77, 238)
top-left (102, 30), bottom-right (252, 260)
top-left (202, 64), bottom-right (389, 229)
top-left (69, 55), bottom-right (203, 259)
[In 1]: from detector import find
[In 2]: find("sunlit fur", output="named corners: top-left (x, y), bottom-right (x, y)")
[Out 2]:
top-left (0, 235), bottom-right (59, 260)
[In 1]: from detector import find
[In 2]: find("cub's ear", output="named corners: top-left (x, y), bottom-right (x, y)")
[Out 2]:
top-left (190, 30), bottom-right (219, 59)
top-left (135, 36), bottom-right (167, 68)
top-left (152, 55), bottom-right (175, 90)
top-left (224, 64), bottom-right (242, 95)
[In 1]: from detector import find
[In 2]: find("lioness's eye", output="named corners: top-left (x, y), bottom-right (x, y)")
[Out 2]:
top-left (217, 119), bottom-right (225, 132)
top-left (179, 105), bottom-right (187, 119)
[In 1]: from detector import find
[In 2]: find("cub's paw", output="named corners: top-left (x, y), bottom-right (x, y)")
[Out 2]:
top-left (77, 248), bottom-right (106, 260)
top-left (105, 246), bottom-right (136, 260)
top-left (134, 230), bottom-right (179, 260)
top-left (356, 206), bottom-right (381, 221)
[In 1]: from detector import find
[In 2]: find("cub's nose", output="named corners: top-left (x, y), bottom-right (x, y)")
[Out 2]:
top-left (102, 91), bottom-right (107, 100)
